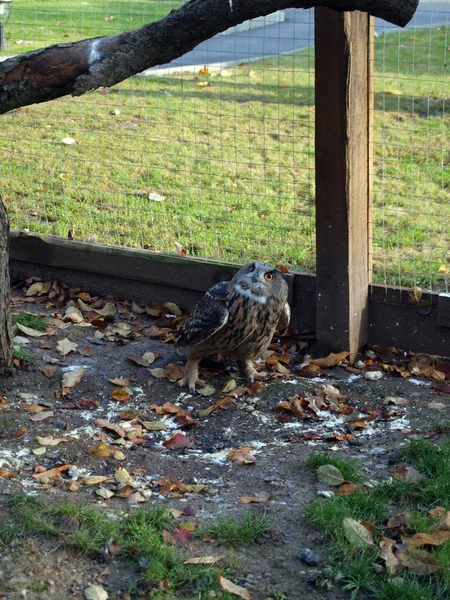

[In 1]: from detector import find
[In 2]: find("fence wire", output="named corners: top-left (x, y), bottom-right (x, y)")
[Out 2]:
top-left (0, 2), bottom-right (315, 270)
top-left (0, 1), bottom-right (448, 291)
top-left (372, 0), bottom-right (450, 291)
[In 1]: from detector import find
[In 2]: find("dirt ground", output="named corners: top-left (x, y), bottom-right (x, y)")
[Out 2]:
top-left (0, 278), bottom-right (449, 600)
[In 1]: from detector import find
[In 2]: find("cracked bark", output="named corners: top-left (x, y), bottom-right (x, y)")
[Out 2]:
top-left (0, 199), bottom-right (12, 367)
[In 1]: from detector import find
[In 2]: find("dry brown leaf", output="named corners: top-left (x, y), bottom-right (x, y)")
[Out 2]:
top-left (108, 377), bottom-right (131, 386)
top-left (0, 395), bottom-right (10, 410)
top-left (95, 419), bottom-right (126, 438)
top-left (337, 483), bottom-right (359, 496)
top-left (32, 464), bottom-right (72, 479)
top-left (408, 360), bottom-right (446, 382)
top-left (83, 475), bottom-right (111, 486)
top-left (379, 536), bottom-right (400, 575)
top-left (387, 512), bottom-right (410, 529)
top-left (111, 389), bottom-right (131, 403)
top-left (311, 351), bottom-right (349, 368)
top-left (40, 366), bottom-right (57, 379)
top-left (397, 548), bottom-right (439, 575)
top-left (56, 338), bottom-right (78, 356)
top-left (30, 410), bottom-right (54, 422)
top-left (0, 467), bottom-right (16, 479)
top-left (432, 511), bottom-right (450, 531)
top-left (199, 397), bottom-right (234, 417)
top-left (61, 368), bottom-right (86, 391)
top-left (165, 363), bottom-right (185, 381)
top-left (219, 574), bottom-right (252, 599)
top-left (407, 531), bottom-right (450, 548)
top-left (238, 496), bottom-right (270, 504)
top-left (184, 556), bottom-right (222, 565)
top-left (227, 446), bottom-right (256, 465)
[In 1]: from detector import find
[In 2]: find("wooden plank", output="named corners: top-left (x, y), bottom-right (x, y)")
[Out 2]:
top-left (314, 8), bottom-right (371, 356)
top-left (367, 15), bottom-right (375, 280)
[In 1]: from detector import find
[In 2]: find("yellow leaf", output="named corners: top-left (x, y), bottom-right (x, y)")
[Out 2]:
top-left (197, 81), bottom-right (212, 87)
top-left (438, 265), bottom-right (447, 274)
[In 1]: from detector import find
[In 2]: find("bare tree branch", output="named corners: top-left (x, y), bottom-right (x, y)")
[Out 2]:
top-left (0, 0), bottom-right (418, 115)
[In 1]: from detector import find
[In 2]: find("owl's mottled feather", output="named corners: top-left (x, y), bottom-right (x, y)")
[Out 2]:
top-left (176, 262), bottom-right (290, 392)
top-left (176, 282), bottom-right (229, 347)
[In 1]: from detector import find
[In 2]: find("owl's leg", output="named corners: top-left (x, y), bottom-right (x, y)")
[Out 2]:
top-left (238, 359), bottom-right (268, 385)
top-left (178, 358), bottom-right (205, 393)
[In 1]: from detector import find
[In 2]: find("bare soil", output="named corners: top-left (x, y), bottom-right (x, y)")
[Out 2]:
top-left (0, 278), bottom-right (449, 600)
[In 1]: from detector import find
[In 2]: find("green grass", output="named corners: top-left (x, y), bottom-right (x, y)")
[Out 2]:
top-left (307, 441), bottom-right (450, 600)
top-left (306, 452), bottom-right (364, 483)
top-left (1, 10), bottom-right (449, 289)
top-left (2, 493), bottom-right (243, 599)
top-left (11, 312), bottom-right (48, 331)
top-left (0, 0), bottom-right (181, 55)
top-left (198, 511), bottom-right (275, 547)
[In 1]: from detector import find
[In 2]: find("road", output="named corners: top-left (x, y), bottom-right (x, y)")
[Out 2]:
top-left (148, 1), bottom-right (450, 71)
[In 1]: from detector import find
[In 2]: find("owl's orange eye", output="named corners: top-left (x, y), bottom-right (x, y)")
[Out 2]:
top-left (264, 272), bottom-right (274, 281)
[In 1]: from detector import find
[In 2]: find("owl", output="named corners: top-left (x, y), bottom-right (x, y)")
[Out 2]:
top-left (176, 262), bottom-right (290, 392)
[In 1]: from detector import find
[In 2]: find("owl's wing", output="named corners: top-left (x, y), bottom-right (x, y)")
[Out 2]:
top-left (276, 302), bottom-right (291, 335)
top-left (176, 281), bottom-right (229, 347)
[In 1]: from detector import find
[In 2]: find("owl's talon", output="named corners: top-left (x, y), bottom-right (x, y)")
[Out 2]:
top-left (178, 376), bottom-right (205, 393)
top-left (178, 359), bottom-right (204, 393)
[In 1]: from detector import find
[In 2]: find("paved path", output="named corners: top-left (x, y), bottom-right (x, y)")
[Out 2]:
top-left (149, 1), bottom-right (450, 71)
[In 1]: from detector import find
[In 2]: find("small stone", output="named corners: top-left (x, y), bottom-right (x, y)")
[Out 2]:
top-left (296, 548), bottom-right (320, 566)
top-left (348, 438), bottom-right (364, 447)
top-left (364, 371), bottom-right (384, 381)
top-left (365, 350), bottom-right (377, 359)
top-left (369, 447), bottom-right (387, 455)
top-left (354, 360), bottom-right (365, 369)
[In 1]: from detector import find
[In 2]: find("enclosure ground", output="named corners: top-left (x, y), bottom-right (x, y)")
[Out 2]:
top-left (0, 278), bottom-right (449, 599)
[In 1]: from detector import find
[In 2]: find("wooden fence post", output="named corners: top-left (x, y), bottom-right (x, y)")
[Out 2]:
top-left (314, 8), bottom-right (373, 357)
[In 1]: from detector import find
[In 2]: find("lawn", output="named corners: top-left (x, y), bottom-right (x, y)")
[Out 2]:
top-left (0, 6), bottom-right (448, 290)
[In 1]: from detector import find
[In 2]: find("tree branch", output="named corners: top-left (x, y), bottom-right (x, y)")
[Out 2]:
top-left (0, 0), bottom-right (418, 115)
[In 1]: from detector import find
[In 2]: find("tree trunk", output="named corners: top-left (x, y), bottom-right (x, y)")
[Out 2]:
top-left (0, 0), bottom-right (418, 115)
top-left (0, 199), bottom-right (12, 366)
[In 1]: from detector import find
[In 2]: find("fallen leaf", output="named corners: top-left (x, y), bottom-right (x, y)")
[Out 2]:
top-left (61, 368), bottom-right (86, 391)
top-left (163, 528), bottom-right (191, 545)
top-left (40, 366), bottom-right (57, 378)
top-left (56, 338), bottom-right (78, 356)
top-left (150, 368), bottom-right (168, 379)
top-left (379, 536), bottom-right (400, 574)
top-left (393, 465), bottom-right (425, 483)
top-left (111, 389), bottom-right (131, 403)
top-left (61, 137), bottom-right (76, 145)
top-left (337, 483), bottom-right (359, 496)
top-left (342, 517), bottom-right (374, 548)
top-left (397, 548), bottom-right (439, 575)
top-left (16, 323), bottom-right (48, 337)
top-left (311, 351), bottom-right (349, 368)
top-left (108, 377), bottom-right (131, 386)
top-left (60, 516), bottom-right (80, 533)
top-left (163, 433), bottom-right (193, 450)
top-left (0, 396), bottom-right (10, 410)
top-left (238, 496), bottom-right (270, 504)
top-left (219, 574), bottom-right (252, 599)
top-left (84, 584), bottom-right (108, 600)
top-left (30, 410), bottom-right (54, 422)
top-left (184, 556), bottom-right (222, 565)
top-left (432, 511), bottom-right (450, 531)
top-left (199, 396), bottom-right (234, 417)
top-left (88, 442), bottom-right (126, 460)
top-left (407, 531), bottom-right (450, 548)
top-left (95, 419), bottom-right (126, 438)
top-left (0, 467), bottom-right (16, 479)
top-left (408, 360), bottom-right (446, 382)
top-left (197, 384), bottom-right (216, 397)
top-left (174, 242), bottom-right (187, 256)
top-left (141, 421), bottom-right (167, 431)
top-left (94, 302), bottom-right (116, 316)
top-left (316, 464), bottom-right (345, 486)
top-left (228, 446), bottom-right (256, 465)
top-left (387, 512), bottom-right (410, 529)
top-left (165, 363), bottom-right (185, 381)
top-left (32, 464), bottom-right (72, 479)
top-left (35, 436), bottom-right (67, 446)
top-left (114, 467), bottom-right (133, 484)
top-left (83, 475), bottom-right (111, 486)
top-left (64, 306), bottom-right (84, 323)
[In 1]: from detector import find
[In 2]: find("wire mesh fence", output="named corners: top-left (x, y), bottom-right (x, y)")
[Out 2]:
top-left (372, 1), bottom-right (450, 292)
top-left (0, 1), bottom-right (448, 291)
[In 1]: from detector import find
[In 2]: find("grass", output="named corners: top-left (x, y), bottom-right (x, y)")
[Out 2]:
top-left (11, 312), bottom-right (48, 331)
top-left (0, 494), bottom-right (277, 598)
top-left (307, 451), bottom-right (364, 483)
top-left (307, 440), bottom-right (450, 599)
top-left (198, 511), bottom-right (275, 547)
top-left (0, 0), bottom-right (181, 55)
top-left (0, 7), bottom-right (449, 290)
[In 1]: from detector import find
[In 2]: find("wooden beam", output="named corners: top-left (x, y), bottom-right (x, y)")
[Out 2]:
top-left (314, 8), bottom-right (372, 356)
